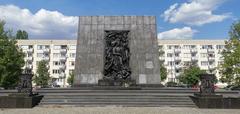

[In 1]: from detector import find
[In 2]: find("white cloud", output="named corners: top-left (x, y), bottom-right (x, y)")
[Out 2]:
top-left (158, 27), bottom-right (197, 39)
top-left (162, 0), bottom-right (231, 26)
top-left (0, 5), bottom-right (78, 39)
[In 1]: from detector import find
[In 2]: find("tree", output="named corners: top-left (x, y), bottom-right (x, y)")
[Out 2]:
top-left (178, 65), bottom-right (206, 86)
top-left (220, 20), bottom-right (240, 85)
top-left (160, 64), bottom-right (167, 81)
top-left (16, 30), bottom-right (28, 40)
top-left (0, 21), bottom-right (25, 89)
top-left (67, 72), bottom-right (74, 86)
top-left (34, 60), bottom-right (50, 87)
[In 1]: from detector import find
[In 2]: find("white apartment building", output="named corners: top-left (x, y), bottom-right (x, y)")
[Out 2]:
top-left (158, 40), bottom-right (225, 85)
top-left (17, 39), bottom-right (226, 87)
top-left (17, 40), bottom-right (77, 87)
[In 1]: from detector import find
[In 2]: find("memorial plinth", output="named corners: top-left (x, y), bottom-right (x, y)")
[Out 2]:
top-left (0, 74), bottom-right (43, 108)
top-left (190, 74), bottom-right (240, 109)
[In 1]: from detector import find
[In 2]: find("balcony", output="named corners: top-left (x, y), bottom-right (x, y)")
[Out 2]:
top-left (24, 65), bottom-right (33, 69)
top-left (159, 57), bottom-right (165, 61)
top-left (60, 49), bottom-right (67, 53)
top-left (59, 73), bottom-right (66, 78)
top-left (59, 65), bottom-right (66, 70)
top-left (207, 48), bottom-right (215, 53)
top-left (174, 49), bottom-right (181, 53)
top-left (59, 56), bottom-right (67, 61)
top-left (43, 48), bottom-right (50, 53)
top-left (209, 65), bottom-right (216, 70)
top-left (208, 57), bottom-right (215, 61)
top-left (174, 57), bottom-right (181, 61)
top-left (190, 48), bottom-right (198, 53)
top-left (42, 57), bottom-right (50, 61)
top-left (191, 57), bottom-right (198, 61)
top-left (25, 57), bottom-right (33, 62)
top-left (175, 65), bottom-right (182, 69)
top-left (26, 48), bottom-right (34, 53)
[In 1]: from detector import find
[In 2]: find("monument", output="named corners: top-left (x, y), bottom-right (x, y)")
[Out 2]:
top-left (0, 73), bottom-right (43, 108)
top-left (74, 16), bottom-right (161, 86)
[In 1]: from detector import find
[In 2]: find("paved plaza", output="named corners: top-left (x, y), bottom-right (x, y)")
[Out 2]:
top-left (0, 107), bottom-right (240, 114)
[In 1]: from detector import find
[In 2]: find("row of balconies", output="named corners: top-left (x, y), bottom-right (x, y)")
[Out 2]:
top-left (160, 56), bottom-right (215, 62)
top-left (24, 56), bottom-right (68, 62)
top-left (166, 64), bottom-right (216, 70)
top-left (163, 48), bottom-right (216, 53)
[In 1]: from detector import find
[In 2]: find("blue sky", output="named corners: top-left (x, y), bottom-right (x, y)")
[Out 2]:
top-left (0, 0), bottom-right (239, 39)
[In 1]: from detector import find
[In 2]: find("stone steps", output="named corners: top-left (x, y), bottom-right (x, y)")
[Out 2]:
top-left (38, 88), bottom-right (197, 107)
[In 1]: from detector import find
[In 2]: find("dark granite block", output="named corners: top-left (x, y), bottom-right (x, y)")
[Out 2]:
top-left (0, 93), bottom-right (43, 108)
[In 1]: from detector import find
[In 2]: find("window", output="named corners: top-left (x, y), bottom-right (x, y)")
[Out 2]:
top-left (61, 45), bottom-right (67, 49)
top-left (183, 53), bottom-right (191, 58)
top-left (175, 53), bottom-right (179, 57)
top-left (216, 45), bottom-right (224, 49)
top-left (208, 53), bottom-right (215, 57)
top-left (69, 45), bottom-right (76, 50)
top-left (168, 61), bottom-right (174, 66)
top-left (167, 53), bottom-right (173, 57)
top-left (45, 45), bottom-right (50, 49)
top-left (60, 53), bottom-right (66, 57)
top-left (176, 69), bottom-right (180, 73)
top-left (175, 61), bottom-right (180, 65)
top-left (20, 45), bottom-right (29, 49)
top-left (201, 45), bottom-right (213, 49)
top-left (209, 61), bottom-right (215, 65)
top-left (183, 61), bottom-right (191, 66)
top-left (29, 45), bottom-right (33, 49)
top-left (200, 53), bottom-right (208, 57)
top-left (53, 61), bottom-right (61, 66)
top-left (69, 53), bottom-right (76, 58)
top-left (37, 45), bottom-right (50, 50)
top-left (37, 45), bottom-right (43, 50)
top-left (191, 53), bottom-right (196, 57)
top-left (54, 45), bottom-right (61, 50)
top-left (27, 53), bottom-right (33, 57)
top-left (174, 45), bottom-right (180, 49)
top-left (53, 53), bottom-right (60, 58)
top-left (167, 45), bottom-right (173, 49)
top-left (201, 61), bottom-right (208, 66)
top-left (69, 61), bottom-right (75, 66)
top-left (37, 53), bottom-right (44, 57)
top-left (52, 70), bottom-right (60, 74)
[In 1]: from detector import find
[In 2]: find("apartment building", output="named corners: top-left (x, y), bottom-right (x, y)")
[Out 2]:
top-left (17, 40), bottom-right (77, 87)
top-left (158, 40), bottom-right (225, 85)
top-left (17, 39), bottom-right (226, 87)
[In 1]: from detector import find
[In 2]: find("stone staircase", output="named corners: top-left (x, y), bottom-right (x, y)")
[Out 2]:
top-left (37, 87), bottom-right (198, 107)
top-left (1, 87), bottom-right (238, 107)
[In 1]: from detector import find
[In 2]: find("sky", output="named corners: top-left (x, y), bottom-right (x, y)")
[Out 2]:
top-left (0, 0), bottom-right (239, 40)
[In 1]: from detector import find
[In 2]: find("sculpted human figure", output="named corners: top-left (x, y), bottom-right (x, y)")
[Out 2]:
top-left (103, 31), bottom-right (131, 81)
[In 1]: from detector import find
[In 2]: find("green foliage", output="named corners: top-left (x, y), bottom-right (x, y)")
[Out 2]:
top-left (0, 21), bottom-right (25, 89)
top-left (178, 65), bottom-right (206, 86)
top-left (34, 60), bottom-right (50, 87)
top-left (67, 72), bottom-right (74, 86)
top-left (16, 30), bottom-right (28, 40)
top-left (220, 20), bottom-right (240, 85)
top-left (160, 65), bottom-right (167, 81)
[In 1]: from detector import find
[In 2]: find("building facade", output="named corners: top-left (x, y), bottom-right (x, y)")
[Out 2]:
top-left (17, 40), bottom-right (77, 87)
top-left (158, 40), bottom-right (225, 85)
top-left (17, 39), bottom-right (226, 87)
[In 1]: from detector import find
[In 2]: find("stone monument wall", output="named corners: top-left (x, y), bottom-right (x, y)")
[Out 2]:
top-left (74, 16), bottom-right (160, 86)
